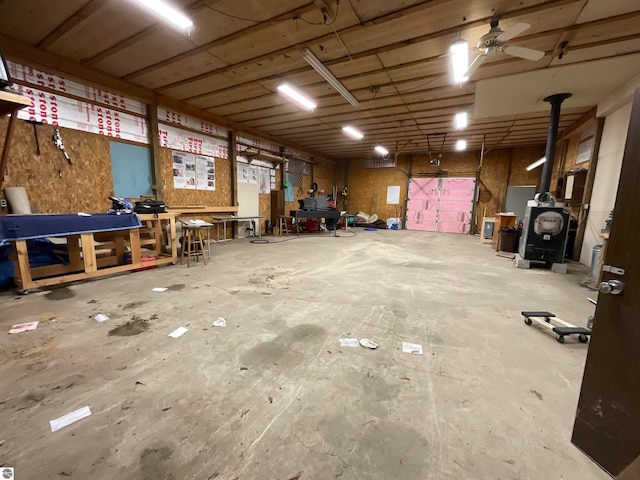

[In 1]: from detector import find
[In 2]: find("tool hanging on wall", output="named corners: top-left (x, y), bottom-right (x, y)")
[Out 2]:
top-left (52, 127), bottom-right (72, 165)
top-left (25, 120), bottom-right (43, 155)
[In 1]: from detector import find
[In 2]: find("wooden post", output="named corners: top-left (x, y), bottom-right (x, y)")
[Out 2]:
top-left (0, 111), bottom-right (18, 189)
top-left (147, 100), bottom-right (164, 200)
top-left (228, 130), bottom-right (238, 239)
top-left (573, 117), bottom-right (605, 261)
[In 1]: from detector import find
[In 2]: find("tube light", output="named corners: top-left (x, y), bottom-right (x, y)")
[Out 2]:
top-left (342, 126), bottom-right (363, 140)
top-left (134, 0), bottom-right (193, 29)
top-left (301, 48), bottom-right (360, 109)
top-left (277, 83), bottom-right (316, 112)
top-left (455, 139), bottom-right (467, 151)
top-left (450, 40), bottom-right (469, 84)
top-left (374, 146), bottom-right (388, 155)
top-left (526, 157), bottom-right (546, 171)
top-left (455, 111), bottom-right (468, 129)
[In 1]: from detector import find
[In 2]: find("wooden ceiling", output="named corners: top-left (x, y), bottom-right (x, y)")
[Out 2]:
top-left (1, 0), bottom-right (639, 160)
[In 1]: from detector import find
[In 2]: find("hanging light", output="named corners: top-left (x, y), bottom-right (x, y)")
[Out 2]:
top-left (133, 0), bottom-right (193, 29)
top-left (450, 39), bottom-right (469, 84)
top-left (342, 126), bottom-right (364, 140)
top-left (455, 139), bottom-right (467, 151)
top-left (526, 157), bottom-right (546, 171)
top-left (455, 111), bottom-right (468, 129)
top-left (374, 146), bottom-right (388, 155)
top-left (277, 83), bottom-right (317, 112)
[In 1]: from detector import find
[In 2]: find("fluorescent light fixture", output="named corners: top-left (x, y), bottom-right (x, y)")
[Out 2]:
top-left (449, 39), bottom-right (469, 84)
top-left (342, 126), bottom-right (363, 140)
top-left (277, 83), bottom-right (316, 111)
top-left (301, 48), bottom-right (360, 109)
top-left (526, 157), bottom-right (546, 171)
top-left (134, 0), bottom-right (193, 29)
top-left (454, 111), bottom-right (468, 129)
top-left (455, 139), bottom-right (467, 151)
top-left (374, 146), bottom-right (388, 155)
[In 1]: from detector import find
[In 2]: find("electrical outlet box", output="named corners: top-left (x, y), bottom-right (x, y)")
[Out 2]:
top-left (0, 198), bottom-right (7, 208)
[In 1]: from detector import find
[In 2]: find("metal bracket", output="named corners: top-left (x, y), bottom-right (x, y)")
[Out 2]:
top-left (603, 265), bottom-right (625, 276)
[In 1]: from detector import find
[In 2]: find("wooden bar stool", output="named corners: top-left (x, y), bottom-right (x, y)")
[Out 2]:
top-left (180, 223), bottom-right (207, 267)
top-left (277, 215), bottom-right (293, 236)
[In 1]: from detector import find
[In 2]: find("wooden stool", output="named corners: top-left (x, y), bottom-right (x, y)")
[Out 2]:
top-left (278, 215), bottom-right (292, 236)
top-left (180, 225), bottom-right (207, 267)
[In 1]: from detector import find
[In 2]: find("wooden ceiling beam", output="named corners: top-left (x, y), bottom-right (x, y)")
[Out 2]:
top-left (123, 2), bottom-right (318, 80)
top-left (36, 0), bottom-right (107, 50)
top-left (155, 0), bottom-right (580, 91)
top-left (82, 25), bottom-right (158, 65)
top-left (81, 0), bottom-right (206, 65)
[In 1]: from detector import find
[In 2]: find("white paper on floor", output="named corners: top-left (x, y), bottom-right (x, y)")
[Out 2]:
top-left (212, 317), bottom-right (226, 327)
top-left (50, 406), bottom-right (92, 432)
top-left (402, 342), bottom-right (423, 355)
top-left (359, 338), bottom-right (379, 349)
top-left (168, 327), bottom-right (188, 338)
top-left (94, 314), bottom-right (109, 323)
top-left (339, 338), bottom-right (359, 347)
top-left (152, 287), bottom-right (168, 292)
top-left (9, 321), bottom-right (39, 334)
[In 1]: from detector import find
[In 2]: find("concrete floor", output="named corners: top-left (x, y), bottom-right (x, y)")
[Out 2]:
top-left (0, 229), bottom-right (608, 480)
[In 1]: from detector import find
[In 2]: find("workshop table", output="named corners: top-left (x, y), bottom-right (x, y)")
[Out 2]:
top-left (211, 215), bottom-right (263, 242)
top-left (290, 210), bottom-right (340, 236)
top-left (1, 213), bottom-right (178, 291)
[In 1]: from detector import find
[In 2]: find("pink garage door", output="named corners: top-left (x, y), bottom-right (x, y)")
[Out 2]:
top-left (406, 177), bottom-right (475, 234)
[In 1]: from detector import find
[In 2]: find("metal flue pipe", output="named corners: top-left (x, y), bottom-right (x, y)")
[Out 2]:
top-left (539, 93), bottom-right (572, 194)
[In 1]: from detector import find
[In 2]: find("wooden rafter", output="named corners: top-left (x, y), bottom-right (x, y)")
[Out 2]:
top-left (36, 0), bottom-right (108, 50)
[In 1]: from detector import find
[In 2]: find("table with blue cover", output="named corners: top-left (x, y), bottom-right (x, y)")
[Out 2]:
top-left (1, 213), bottom-right (178, 291)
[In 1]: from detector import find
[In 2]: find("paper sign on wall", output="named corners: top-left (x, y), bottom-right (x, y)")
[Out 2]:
top-left (237, 164), bottom-right (257, 184)
top-left (258, 167), bottom-right (270, 193)
top-left (172, 150), bottom-right (215, 190)
top-left (387, 185), bottom-right (401, 204)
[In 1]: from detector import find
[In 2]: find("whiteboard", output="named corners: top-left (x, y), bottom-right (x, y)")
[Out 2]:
top-left (237, 181), bottom-right (259, 238)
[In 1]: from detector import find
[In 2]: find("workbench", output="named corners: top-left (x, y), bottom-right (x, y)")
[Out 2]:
top-left (291, 209), bottom-right (340, 236)
top-left (2, 213), bottom-right (177, 291)
top-left (211, 215), bottom-right (263, 242)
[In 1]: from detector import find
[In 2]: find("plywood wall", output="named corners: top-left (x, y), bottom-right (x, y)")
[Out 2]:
top-left (345, 145), bottom-right (546, 228)
top-left (347, 156), bottom-right (410, 218)
top-left (313, 160), bottom-right (336, 197)
top-left (159, 147), bottom-right (232, 208)
top-left (0, 117), bottom-right (114, 213)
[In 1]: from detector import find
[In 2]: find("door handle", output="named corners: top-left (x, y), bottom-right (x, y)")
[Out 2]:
top-left (598, 279), bottom-right (625, 295)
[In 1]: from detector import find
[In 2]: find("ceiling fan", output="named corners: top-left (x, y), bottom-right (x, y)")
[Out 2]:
top-left (465, 19), bottom-right (545, 79)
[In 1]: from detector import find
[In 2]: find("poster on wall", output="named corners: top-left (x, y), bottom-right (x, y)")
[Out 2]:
top-left (237, 164), bottom-right (257, 184)
top-left (258, 167), bottom-right (270, 194)
top-left (172, 150), bottom-right (216, 190)
top-left (197, 155), bottom-right (216, 191)
top-left (387, 185), bottom-right (401, 204)
top-left (284, 173), bottom-right (294, 202)
top-left (270, 169), bottom-right (276, 190)
top-left (172, 151), bottom-right (196, 189)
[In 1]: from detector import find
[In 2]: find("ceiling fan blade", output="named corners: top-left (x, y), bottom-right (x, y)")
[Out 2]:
top-left (497, 22), bottom-right (531, 42)
top-left (464, 54), bottom-right (487, 79)
top-left (503, 45), bottom-right (545, 61)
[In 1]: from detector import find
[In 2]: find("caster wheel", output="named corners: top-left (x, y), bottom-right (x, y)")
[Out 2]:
top-left (579, 334), bottom-right (589, 344)
top-left (556, 335), bottom-right (565, 344)
top-left (18, 289), bottom-right (30, 295)
top-left (524, 317), bottom-right (532, 326)
top-left (544, 317), bottom-right (551, 323)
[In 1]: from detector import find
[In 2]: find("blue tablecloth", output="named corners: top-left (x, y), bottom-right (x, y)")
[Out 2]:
top-left (0, 214), bottom-right (142, 246)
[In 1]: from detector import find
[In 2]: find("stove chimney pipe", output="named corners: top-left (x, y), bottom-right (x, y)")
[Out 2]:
top-left (539, 93), bottom-right (572, 194)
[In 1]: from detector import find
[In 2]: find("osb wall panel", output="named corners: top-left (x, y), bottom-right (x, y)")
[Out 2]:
top-left (313, 161), bottom-right (336, 196)
top-left (159, 147), bottom-right (232, 208)
top-left (0, 117), bottom-right (113, 213)
top-left (259, 192), bottom-right (270, 234)
top-left (347, 156), bottom-right (410, 218)
top-left (507, 146), bottom-right (544, 187)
